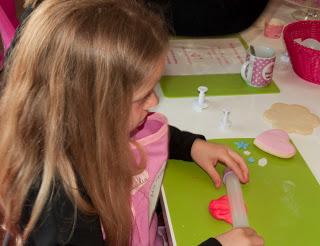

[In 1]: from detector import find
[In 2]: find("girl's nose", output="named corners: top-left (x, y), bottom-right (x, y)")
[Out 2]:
top-left (144, 91), bottom-right (159, 110)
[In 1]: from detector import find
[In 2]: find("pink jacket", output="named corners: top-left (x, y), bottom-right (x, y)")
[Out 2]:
top-left (130, 113), bottom-right (169, 246)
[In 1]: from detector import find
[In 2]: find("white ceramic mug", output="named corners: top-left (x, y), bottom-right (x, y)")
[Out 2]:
top-left (241, 46), bottom-right (276, 87)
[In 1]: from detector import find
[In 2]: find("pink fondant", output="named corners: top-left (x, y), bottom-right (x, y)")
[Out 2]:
top-left (209, 195), bottom-right (232, 224)
top-left (254, 129), bottom-right (296, 158)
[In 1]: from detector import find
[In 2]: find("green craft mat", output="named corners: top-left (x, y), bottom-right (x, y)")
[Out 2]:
top-left (162, 138), bottom-right (320, 245)
top-left (160, 75), bottom-right (279, 97)
top-left (160, 35), bottom-right (280, 98)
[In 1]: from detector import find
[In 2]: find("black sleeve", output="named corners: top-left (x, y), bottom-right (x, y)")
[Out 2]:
top-left (21, 183), bottom-right (105, 246)
top-left (147, 0), bottom-right (269, 36)
top-left (199, 238), bottom-right (223, 246)
top-left (20, 183), bottom-right (58, 246)
top-left (169, 125), bottom-right (206, 161)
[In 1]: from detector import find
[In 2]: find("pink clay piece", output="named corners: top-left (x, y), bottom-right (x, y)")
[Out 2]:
top-left (208, 195), bottom-right (232, 224)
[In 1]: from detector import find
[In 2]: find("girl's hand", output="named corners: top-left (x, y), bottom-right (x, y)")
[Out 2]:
top-left (190, 139), bottom-right (249, 187)
top-left (216, 227), bottom-right (264, 246)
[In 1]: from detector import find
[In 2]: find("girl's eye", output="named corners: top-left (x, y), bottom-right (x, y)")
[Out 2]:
top-left (144, 91), bottom-right (153, 100)
top-left (140, 90), bottom-right (154, 103)
top-left (133, 88), bottom-right (156, 104)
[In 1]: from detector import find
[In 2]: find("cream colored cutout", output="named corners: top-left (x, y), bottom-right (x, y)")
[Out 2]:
top-left (243, 150), bottom-right (251, 156)
top-left (264, 103), bottom-right (320, 135)
top-left (258, 158), bottom-right (268, 167)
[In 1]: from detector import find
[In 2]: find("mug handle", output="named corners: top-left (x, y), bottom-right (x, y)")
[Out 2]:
top-left (241, 61), bottom-right (250, 82)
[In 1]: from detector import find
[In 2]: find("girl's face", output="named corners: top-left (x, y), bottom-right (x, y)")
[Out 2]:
top-left (129, 56), bottom-right (166, 132)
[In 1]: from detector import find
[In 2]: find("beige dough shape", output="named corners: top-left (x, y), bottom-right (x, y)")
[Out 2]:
top-left (264, 103), bottom-right (320, 135)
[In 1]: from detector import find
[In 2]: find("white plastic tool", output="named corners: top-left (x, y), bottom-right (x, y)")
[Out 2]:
top-left (220, 109), bottom-right (231, 130)
top-left (193, 86), bottom-right (209, 112)
top-left (223, 168), bottom-right (249, 228)
top-left (280, 52), bottom-right (290, 63)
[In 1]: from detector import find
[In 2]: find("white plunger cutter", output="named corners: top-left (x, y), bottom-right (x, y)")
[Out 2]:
top-left (193, 86), bottom-right (209, 111)
top-left (220, 109), bottom-right (231, 130)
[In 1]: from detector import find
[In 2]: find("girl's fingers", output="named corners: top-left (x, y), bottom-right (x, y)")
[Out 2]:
top-left (227, 149), bottom-right (249, 182)
top-left (205, 164), bottom-right (222, 188)
top-left (241, 227), bottom-right (257, 236)
top-left (220, 153), bottom-right (246, 183)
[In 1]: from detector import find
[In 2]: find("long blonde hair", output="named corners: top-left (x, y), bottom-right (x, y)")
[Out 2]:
top-left (0, 0), bottom-right (168, 244)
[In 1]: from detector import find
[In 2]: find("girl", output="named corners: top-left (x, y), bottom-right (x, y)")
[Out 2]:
top-left (0, 0), bottom-right (263, 245)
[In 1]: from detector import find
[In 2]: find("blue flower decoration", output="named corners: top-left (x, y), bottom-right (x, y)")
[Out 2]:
top-left (247, 157), bottom-right (255, 163)
top-left (234, 141), bottom-right (249, 150)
